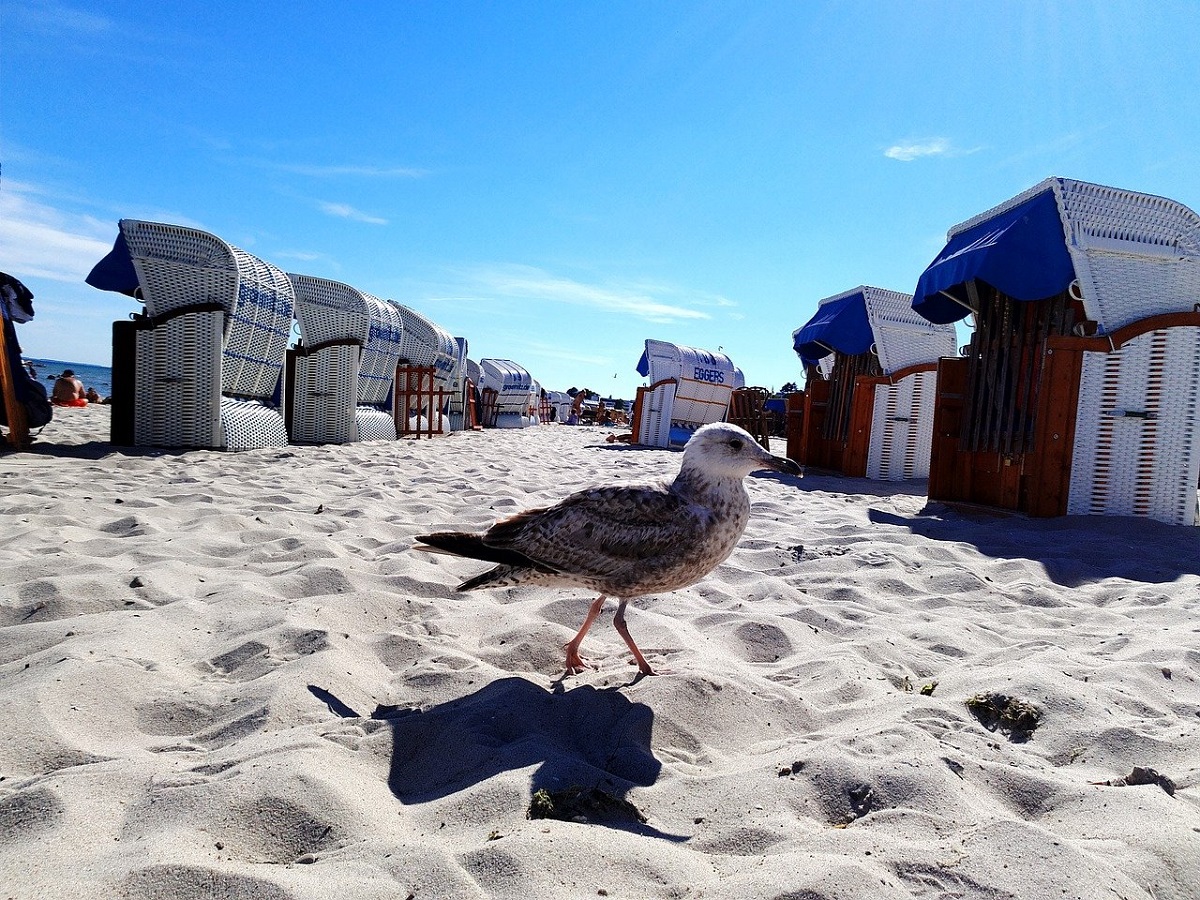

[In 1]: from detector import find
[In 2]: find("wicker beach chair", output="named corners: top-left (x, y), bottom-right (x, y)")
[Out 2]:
top-left (912, 176), bottom-right (1200, 525)
top-left (631, 339), bottom-right (737, 448)
top-left (478, 359), bottom-right (537, 427)
top-left (287, 275), bottom-right (404, 443)
top-left (89, 220), bottom-right (292, 450)
top-left (791, 286), bottom-right (955, 479)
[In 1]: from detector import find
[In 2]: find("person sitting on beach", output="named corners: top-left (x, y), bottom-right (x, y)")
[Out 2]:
top-left (51, 370), bottom-right (87, 407)
top-left (85, 387), bottom-right (102, 404)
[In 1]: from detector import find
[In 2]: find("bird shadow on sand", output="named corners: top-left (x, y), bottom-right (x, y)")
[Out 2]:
top-left (310, 677), bottom-right (688, 841)
top-left (869, 503), bottom-right (1200, 586)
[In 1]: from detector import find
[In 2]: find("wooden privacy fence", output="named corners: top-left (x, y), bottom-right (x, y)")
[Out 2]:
top-left (394, 364), bottom-right (450, 438)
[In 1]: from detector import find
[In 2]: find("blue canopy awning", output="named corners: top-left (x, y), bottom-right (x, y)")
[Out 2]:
top-left (85, 231), bottom-right (140, 297)
top-left (911, 187), bottom-right (1075, 324)
top-left (792, 290), bottom-right (873, 365)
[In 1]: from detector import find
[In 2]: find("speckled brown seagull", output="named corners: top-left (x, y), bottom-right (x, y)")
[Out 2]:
top-left (414, 422), bottom-right (802, 676)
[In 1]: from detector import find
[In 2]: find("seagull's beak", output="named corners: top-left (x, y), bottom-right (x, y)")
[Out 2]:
top-left (760, 453), bottom-right (803, 477)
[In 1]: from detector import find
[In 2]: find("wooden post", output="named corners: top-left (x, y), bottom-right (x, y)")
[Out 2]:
top-left (0, 319), bottom-right (31, 451)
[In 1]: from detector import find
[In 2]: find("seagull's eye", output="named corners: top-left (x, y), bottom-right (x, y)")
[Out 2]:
top-left (729, 438), bottom-right (744, 451)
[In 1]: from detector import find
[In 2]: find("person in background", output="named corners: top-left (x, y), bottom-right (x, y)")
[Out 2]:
top-left (51, 369), bottom-right (87, 407)
top-left (85, 387), bottom-right (102, 404)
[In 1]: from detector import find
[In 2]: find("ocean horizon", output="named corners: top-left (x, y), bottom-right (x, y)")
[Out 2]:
top-left (25, 357), bottom-right (113, 398)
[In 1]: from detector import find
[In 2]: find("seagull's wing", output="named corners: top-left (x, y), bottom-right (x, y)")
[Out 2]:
top-left (482, 484), bottom-right (705, 581)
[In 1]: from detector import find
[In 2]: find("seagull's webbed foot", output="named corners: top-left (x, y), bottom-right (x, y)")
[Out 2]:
top-left (561, 594), bottom-right (608, 677)
top-left (562, 647), bottom-right (595, 676)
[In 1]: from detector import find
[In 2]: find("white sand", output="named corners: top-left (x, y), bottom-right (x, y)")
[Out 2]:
top-left (2, 404), bottom-right (1198, 899)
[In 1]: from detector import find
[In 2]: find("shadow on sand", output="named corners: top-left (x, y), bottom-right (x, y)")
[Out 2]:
top-left (870, 503), bottom-right (1200, 586)
top-left (311, 677), bottom-right (687, 841)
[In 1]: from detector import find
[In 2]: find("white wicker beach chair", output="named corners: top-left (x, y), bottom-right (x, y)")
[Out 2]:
top-left (478, 359), bottom-right (537, 428)
top-left (287, 274), bottom-right (404, 443)
top-left (912, 176), bottom-right (1200, 524)
top-left (116, 220), bottom-right (292, 450)
top-left (633, 339), bottom-right (737, 448)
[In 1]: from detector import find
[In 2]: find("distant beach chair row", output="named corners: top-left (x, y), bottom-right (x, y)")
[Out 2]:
top-left (787, 175), bottom-right (1200, 527)
top-left (86, 219), bottom-right (545, 449)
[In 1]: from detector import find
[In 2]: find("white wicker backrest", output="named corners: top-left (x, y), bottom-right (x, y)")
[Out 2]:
top-left (224, 249), bottom-right (294, 398)
top-left (289, 274), bottom-right (372, 346)
top-left (642, 339), bottom-right (735, 426)
top-left (391, 302), bottom-right (459, 389)
top-left (479, 358), bottom-right (534, 414)
top-left (359, 295), bottom-right (405, 406)
top-left (119, 220), bottom-right (293, 400)
top-left (1055, 178), bottom-right (1200, 332)
top-left (861, 286), bottom-right (957, 374)
top-left (947, 178), bottom-right (1200, 333)
top-left (119, 219), bottom-right (238, 319)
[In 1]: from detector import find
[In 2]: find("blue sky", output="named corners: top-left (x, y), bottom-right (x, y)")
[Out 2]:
top-left (3, 1), bottom-right (1199, 399)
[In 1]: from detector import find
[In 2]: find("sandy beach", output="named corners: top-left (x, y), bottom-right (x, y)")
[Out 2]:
top-left (1, 405), bottom-right (1198, 899)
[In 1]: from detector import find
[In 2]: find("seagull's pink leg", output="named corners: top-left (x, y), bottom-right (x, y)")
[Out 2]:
top-left (613, 598), bottom-right (655, 676)
top-left (563, 595), bottom-right (607, 675)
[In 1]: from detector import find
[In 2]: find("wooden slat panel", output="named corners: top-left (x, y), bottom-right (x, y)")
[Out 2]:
top-left (842, 377), bottom-right (876, 478)
top-left (928, 357), bottom-right (968, 502)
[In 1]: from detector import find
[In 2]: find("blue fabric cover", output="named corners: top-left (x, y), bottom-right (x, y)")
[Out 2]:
top-left (86, 231), bottom-right (141, 297)
top-left (635, 349), bottom-right (651, 377)
top-left (792, 290), bottom-right (873, 365)
top-left (912, 188), bottom-right (1075, 324)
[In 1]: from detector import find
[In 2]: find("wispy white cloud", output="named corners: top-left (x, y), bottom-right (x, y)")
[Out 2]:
top-left (0, 184), bottom-right (115, 282)
top-left (885, 138), bottom-right (954, 161)
top-left (317, 201), bottom-right (387, 225)
top-left (10, 0), bottom-right (113, 34)
top-left (278, 163), bottom-right (429, 179)
top-left (465, 264), bottom-right (712, 324)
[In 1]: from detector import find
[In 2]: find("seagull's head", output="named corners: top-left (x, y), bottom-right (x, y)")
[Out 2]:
top-left (681, 423), bottom-right (803, 480)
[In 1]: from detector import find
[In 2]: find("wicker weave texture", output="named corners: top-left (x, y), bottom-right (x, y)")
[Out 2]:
top-left (865, 370), bottom-right (937, 481)
top-left (636, 382), bottom-right (676, 448)
top-left (391, 303), bottom-right (459, 390)
top-left (221, 397), bottom-right (289, 450)
top-left (292, 344), bottom-right (360, 444)
top-left (120, 220), bottom-right (238, 318)
top-left (224, 248), bottom-right (292, 399)
top-left (355, 407), bottom-right (398, 442)
top-left (947, 178), bottom-right (1200, 333)
top-left (133, 311), bottom-right (224, 448)
top-left (289, 275), bottom-right (405, 408)
top-left (642, 340), bottom-right (735, 429)
top-left (859, 287), bottom-right (957, 375)
top-left (290, 275), bottom-right (373, 346)
top-left (1068, 326), bottom-right (1200, 525)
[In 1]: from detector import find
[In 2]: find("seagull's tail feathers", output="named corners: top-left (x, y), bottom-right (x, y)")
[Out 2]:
top-left (457, 565), bottom-right (529, 592)
top-left (414, 531), bottom-right (558, 592)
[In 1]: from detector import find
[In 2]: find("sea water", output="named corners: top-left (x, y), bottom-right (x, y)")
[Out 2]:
top-left (25, 358), bottom-right (114, 398)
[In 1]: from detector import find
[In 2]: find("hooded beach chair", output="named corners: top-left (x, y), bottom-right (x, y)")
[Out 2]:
top-left (631, 339), bottom-right (737, 447)
top-left (912, 176), bottom-right (1200, 524)
top-left (87, 220), bottom-right (292, 449)
top-left (287, 275), bottom-right (404, 443)
top-left (791, 286), bottom-right (956, 479)
top-left (478, 358), bottom-right (538, 427)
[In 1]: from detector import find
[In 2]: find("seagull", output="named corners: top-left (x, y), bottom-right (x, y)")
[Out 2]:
top-left (414, 422), bottom-right (802, 676)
